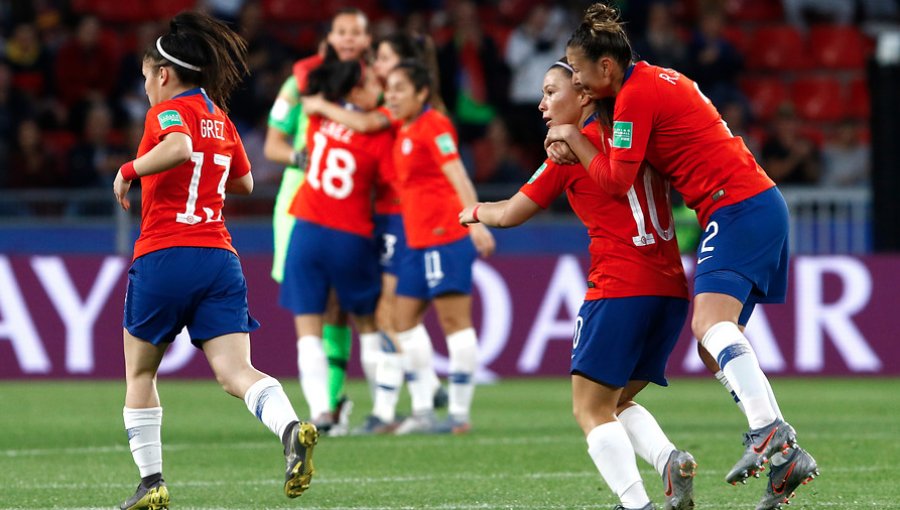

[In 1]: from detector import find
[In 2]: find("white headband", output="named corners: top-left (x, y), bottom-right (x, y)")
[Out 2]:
top-left (156, 37), bottom-right (201, 72)
top-left (552, 60), bottom-right (574, 73)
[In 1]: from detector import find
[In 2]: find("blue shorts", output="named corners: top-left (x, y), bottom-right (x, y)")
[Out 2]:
top-left (280, 220), bottom-right (381, 315)
top-left (374, 213), bottom-right (407, 275)
top-left (571, 296), bottom-right (689, 388)
top-left (396, 236), bottom-right (477, 300)
top-left (124, 247), bottom-right (260, 346)
top-left (694, 187), bottom-right (790, 325)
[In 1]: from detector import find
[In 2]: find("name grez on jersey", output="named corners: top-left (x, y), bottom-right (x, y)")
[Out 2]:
top-left (200, 118), bottom-right (226, 140)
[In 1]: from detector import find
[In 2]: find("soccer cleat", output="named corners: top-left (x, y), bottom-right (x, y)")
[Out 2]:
top-left (725, 419), bottom-right (797, 485)
top-left (662, 449), bottom-right (697, 510)
top-left (755, 447), bottom-right (819, 510)
top-left (119, 479), bottom-right (169, 510)
top-left (433, 385), bottom-right (449, 409)
top-left (431, 415), bottom-right (472, 435)
top-left (613, 503), bottom-right (656, 510)
top-left (352, 414), bottom-right (398, 435)
top-left (328, 395), bottom-right (353, 437)
top-left (283, 421), bottom-right (319, 498)
top-left (393, 412), bottom-right (437, 435)
top-left (311, 412), bottom-right (334, 435)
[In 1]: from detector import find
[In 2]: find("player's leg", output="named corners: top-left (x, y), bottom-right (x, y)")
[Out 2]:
top-left (573, 375), bottom-right (651, 510)
top-left (432, 292), bottom-right (477, 434)
top-left (322, 292), bottom-right (353, 421)
top-left (392, 295), bottom-right (436, 434)
top-left (121, 332), bottom-right (169, 510)
top-left (271, 167), bottom-right (303, 283)
top-left (201, 332), bottom-right (317, 498)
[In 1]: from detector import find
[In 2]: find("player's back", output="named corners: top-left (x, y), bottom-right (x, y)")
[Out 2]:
top-left (613, 61), bottom-right (773, 226)
top-left (291, 115), bottom-right (393, 237)
top-left (135, 89), bottom-right (250, 259)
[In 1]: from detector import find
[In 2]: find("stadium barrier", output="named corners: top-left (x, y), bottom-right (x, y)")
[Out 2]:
top-left (0, 253), bottom-right (894, 380)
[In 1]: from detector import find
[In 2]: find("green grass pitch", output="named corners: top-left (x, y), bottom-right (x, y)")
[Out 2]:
top-left (1, 377), bottom-right (898, 509)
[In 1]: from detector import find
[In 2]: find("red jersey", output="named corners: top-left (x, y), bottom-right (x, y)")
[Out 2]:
top-left (393, 109), bottom-right (469, 248)
top-left (610, 61), bottom-right (774, 227)
top-left (521, 118), bottom-right (687, 300)
top-left (292, 54), bottom-right (324, 92)
top-left (290, 114), bottom-right (394, 237)
top-left (133, 89), bottom-right (251, 260)
top-left (373, 105), bottom-right (402, 215)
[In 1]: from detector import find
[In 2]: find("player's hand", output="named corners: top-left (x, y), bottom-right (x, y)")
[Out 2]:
top-left (546, 141), bottom-right (579, 165)
top-left (301, 93), bottom-right (326, 115)
top-left (459, 204), bottom-right (479, 225)
top-left (469, 223), bottom-right (495, 258)
top-left (113, 170), bottom-right (131, 211)
top-left (544, 124), bottom-right (578, 149)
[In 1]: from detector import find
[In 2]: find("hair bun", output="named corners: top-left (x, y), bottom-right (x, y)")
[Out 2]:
top-left (584, 3), bottom-right (622, 34)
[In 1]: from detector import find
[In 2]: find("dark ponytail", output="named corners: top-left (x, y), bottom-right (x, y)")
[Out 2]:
top-left (568, 2), bottom-right (633, 69)
top-left (144, 11), bottom-right (248, 112)
top-left (379, 33), bottom-right (447, 114)
top-left (304, 45), bottom-right (363, 102)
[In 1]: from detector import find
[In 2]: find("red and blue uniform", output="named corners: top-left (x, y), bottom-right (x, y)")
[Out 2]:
top-left (280, 113), bottom-right (394, 315)
top-left (124, 88), bottom-right (259, 345)
top-left (522, 114), bottom-right (688, 387)
top-left (392, 108), bottom-right (476, 299)
top-left (591, 61), bottom-right (789, 324)
top-left (372, 105), bottom-right (407, 274)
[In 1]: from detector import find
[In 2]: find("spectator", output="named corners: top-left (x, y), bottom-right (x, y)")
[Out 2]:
top-left (4, 22), bottom-right (54, 102)
top-left (686, 7), bottom-right (744, 107)
top-left (782, 0), bottom-right (854, 31)
top-left (0, 61), bottom-right (32, 186)
top-left (65, 102), bottom-right (129, 189)
top-left (436, 0), bottom-right (510, 148)
top-left (115, 21), bottom-right (161, 124)
top-left (7, 118), bottom-right (64, 189)
top-left (720, 98), bottom-right (760, 158)
top-left (504, 2), bottom-right (569, 165)
top-left (473, 118), bottom-right (529, 184)
top-left (631, 1), bottom-right (688, 70)
top-left (54, 14), bottom-right (118, 109)
top-left (761, 104), bottom-right (821, 185)
top-left (821, 119), bottom-right (870, 188)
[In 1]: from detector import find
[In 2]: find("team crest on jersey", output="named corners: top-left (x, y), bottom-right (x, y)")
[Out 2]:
top-left (157, 110), bottom-right (184, 130)
top-left (401, 137), bottom-right (413, 155)
top-left (612, 121), bottom-right (633, 149)
top-left (527, 163), bottom-right (548, 184)
top-left (435, 133), bottom-right (457, 155)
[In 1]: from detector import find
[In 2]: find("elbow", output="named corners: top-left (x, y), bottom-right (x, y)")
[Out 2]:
top-left (173, 137), bottom-right (193, 165)
top-left (262, 138), bottom-right (278, 161)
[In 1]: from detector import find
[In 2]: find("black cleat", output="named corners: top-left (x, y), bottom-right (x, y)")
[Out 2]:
top-left (119, 479), bottom-right (169, 510)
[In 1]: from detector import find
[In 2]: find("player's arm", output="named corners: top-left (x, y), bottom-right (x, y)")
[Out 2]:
top-left (302, 94), bottom-right (391, 133)
top-left (225, 172), bottom-right (254, 195)
top-left (264, 125), bottom-right (298, 166)
top-left (113, 132), bottom-right (193, 210)
top-left (459, 192), bottom-right (541, 228)
top-left (441, 159), bottom-right (496, 257)
top-left (264, 79), bottom-right (304, 167)
top-left (545, 124), bottom-right (639, 197)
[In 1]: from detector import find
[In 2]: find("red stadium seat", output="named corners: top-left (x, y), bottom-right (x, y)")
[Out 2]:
top-left (846, 76), bottom-right (870, 119)
top-left (154, 0), bottom-right (199, 18)
top-left (262, 0), bottom-right (332, 22)
top-left (746, 26), bottom-right (809, 71)
top-left (792, 77), bottom-right (845, 121)
top-left (82, 0), bottom-right (157, 23)
top-left (730, 0), bottom-right (783, 22)
top-left (722, 26), bottom-right (749, 56)
top-left (808, 25), bottom-right (868, 70)
top-left (740, 77), bottom-right (789, 120)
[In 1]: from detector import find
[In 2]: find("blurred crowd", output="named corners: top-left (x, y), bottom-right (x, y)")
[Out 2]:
top-left (1, 0), bottom-right (895, 209)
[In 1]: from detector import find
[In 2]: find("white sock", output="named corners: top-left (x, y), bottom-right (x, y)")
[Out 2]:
top-left (446, 327), bottom-right (478, 420)
top-left (123, 406), bottom-right (163, 478)
top-left (360, 332), bottom-right (383, 398)
top-left (297, 335), bottom-right (331, 420)
top-left (243, 376), bottom-right (299, 440)
top-left (701, 322), bottom-right (778, 429)
top-left (398, 324), bottom-right (435, 414)
top-left (586, 421), bottom-right (650, 508)
top-left (618, 404), bottom-right (675, 476)
top-left (715, 369), bottom-right (746, 414)
top-left (373, 351), bottom-right (403, 423)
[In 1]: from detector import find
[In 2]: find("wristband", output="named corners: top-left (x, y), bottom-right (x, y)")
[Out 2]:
top-left (120, 160), bottom-right (139, 181)
top-left (472, 204), bottom-right (481, 222)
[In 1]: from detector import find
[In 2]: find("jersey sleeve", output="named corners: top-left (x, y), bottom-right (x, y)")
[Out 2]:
top-left (228, 120), bottom-right (251, 179)
top-left (145, 103), bottom-right (193, 146)
top-left (519, 159), bottom-right (570, 209)
top-left (610, 82), bottom-right (654, 164)
top-left (267, 75), bottom-right (301, 135)
top-left (425, 116), bottom-right (462, 167)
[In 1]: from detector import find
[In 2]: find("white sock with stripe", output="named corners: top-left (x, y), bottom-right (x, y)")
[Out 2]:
top-left (447, 327), bottom-right (478, 421)
top-left (123, 406), bottom-right (163, 478)
top-left (243, 376), bottom-right (299, 440)
top-left (297, 335), bottom-right (331, 420)
top-left (586, 421), bottom-right (650, 509)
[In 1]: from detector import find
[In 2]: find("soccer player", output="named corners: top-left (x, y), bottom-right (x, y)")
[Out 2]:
top-left (280, 51), bottom-right (393, 432)
top-left (383, 60), bottom-right (495, 434)
top-left (112, 13), bottom-right (316, 509)
top-left (544, 5), bottom-right (818, 509)
top-left (461, 59), bottom-right (695, 510)
top-left (263, 8), bottom-right (371, 431)
top-left (301, 33), bottom-right (449, 433)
